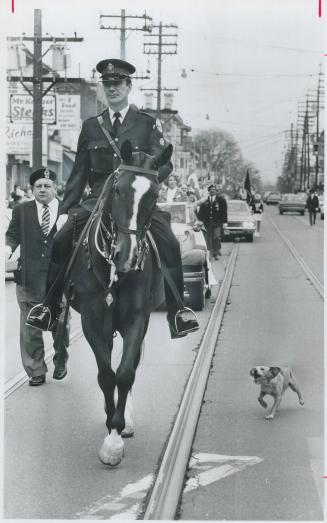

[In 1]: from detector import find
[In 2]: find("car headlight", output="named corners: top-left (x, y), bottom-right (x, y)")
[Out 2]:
top-left (242, 221), bottom-right (254, 227)
top-left (223, 223), bottom-right (228, 229)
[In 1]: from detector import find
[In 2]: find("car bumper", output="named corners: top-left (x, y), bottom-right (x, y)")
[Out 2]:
top-left (223, 226), bottom-right (256, 237)
top-left (278, 206), bottom-right (305, 213)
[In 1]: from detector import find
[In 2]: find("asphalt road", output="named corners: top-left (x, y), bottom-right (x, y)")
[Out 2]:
top-left (180, 206), bottom-right (324, 520)
top-left (3, 206), bottom-right (324, 520)
top-left (3, 246), bottom-right (232, 519)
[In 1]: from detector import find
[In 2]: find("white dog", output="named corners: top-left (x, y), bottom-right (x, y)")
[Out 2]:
top-left (250, 366), bottom-right (304, 420)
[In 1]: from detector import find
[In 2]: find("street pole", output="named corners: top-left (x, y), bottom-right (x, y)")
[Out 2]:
top-left (32, 9), bottom-right (43, 170)
top-left (157, 22), bottom-right (162, 114)
top-left (120, 9), bottom-right (126, 60)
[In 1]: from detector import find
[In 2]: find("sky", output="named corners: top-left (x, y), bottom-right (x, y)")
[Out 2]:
top-left (1, 0), bottom-right (325, 185)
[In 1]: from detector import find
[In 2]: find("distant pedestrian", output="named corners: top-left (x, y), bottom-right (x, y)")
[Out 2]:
top-left (251, 193), bottom-right (264, 236)
top-left (5, 168), bottom-right (69, 386)
top-left (306, 189), bottom-right (319, 226)
top-left (196, 184), bottom-right (228, 260)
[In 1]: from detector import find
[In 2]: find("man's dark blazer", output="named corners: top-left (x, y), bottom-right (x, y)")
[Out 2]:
top-left (6, 199), bottom-right (58, 302)
top-left (196, 195), bottom-right (228, 226)
top-left (306, 195), bottom-right (319, 212)
top-left (60, 106), bottom-right (173, 214)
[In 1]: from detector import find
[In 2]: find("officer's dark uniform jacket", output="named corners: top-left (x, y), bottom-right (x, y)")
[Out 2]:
top-left (60, 106), bottom-right (172, 215)
top-left (6, 200), bottom-right (58, 302)
top-left (197, 196), bottom-right (228, 226)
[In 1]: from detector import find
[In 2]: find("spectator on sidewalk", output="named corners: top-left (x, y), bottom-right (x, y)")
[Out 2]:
top-left (5, 168), bottom-right (69, 386)
top-left (306, 189), bottom-right (319, 226)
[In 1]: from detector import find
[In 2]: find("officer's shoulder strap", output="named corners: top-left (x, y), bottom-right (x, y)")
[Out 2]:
top-left (96, 115), bottom-right (122, 159)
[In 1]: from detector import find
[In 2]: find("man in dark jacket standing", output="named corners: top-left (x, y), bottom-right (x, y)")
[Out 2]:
top-left (27, 58), bottom-right (199, 339)
top-left (196, 185), bottom-right (228, 260)
top-left (5, 169), bottom-right (69, 386)
top-left (306, 189), bottom-right (319, 226)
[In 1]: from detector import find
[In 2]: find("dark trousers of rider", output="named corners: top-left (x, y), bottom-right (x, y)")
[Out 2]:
top-left (44, 206), bottom-right (184, 318)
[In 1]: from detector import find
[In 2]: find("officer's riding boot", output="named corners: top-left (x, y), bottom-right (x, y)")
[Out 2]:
top-left (26, 262), bottom-right (67, 331)
top-left (164, 267), bottom-right (199, 339)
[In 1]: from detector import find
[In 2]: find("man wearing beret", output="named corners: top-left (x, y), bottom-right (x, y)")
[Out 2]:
top-left (5, 169), bottom-right (69, 386)
top-left (196, 184), bottom-right (228, 260)
top-left (27, 59), bottom-right (199, 339)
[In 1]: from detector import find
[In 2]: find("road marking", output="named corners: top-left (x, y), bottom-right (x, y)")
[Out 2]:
top-left (307, 437), bottom-right (324, 510)
top-left (75, 474), bottom-right (154, 520)
top-left (184, 452), bottom-right (263, 493)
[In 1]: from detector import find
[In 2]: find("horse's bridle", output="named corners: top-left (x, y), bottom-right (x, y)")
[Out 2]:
top-left (96, 163), bottom-right (159, 273)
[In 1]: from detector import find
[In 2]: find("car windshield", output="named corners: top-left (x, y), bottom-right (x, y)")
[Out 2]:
top-left (227, 201), bottom-right (249, 213)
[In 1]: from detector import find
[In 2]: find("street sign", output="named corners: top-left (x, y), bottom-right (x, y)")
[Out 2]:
top-left (10, 93), bottom-right (56, 124)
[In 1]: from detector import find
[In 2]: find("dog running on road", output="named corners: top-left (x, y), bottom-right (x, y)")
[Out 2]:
top-left (250, 366), bottom-right (304, 420)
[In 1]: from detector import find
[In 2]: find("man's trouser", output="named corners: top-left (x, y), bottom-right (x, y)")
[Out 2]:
top-left (16, 285), bottom-right (69, 377)
top-left (308, 210), bottom-right (317, 225)
top-left (44, 206), bottom-right (184, 317)
top-left (204, 222), bottom-right (222, 256)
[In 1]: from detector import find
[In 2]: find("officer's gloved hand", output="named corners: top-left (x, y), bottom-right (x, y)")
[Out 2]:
top-left (56, 214), bottom-right (68, 232)
top-left (5, 245), bottom-right (12, 261)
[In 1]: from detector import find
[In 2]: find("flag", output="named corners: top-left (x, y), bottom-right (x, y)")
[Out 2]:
top-left (244, 170), bottom-right (252, 204)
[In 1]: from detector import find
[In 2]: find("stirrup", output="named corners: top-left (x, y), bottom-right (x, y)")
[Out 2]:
top-left (174, 307), bottom-right (199, 334)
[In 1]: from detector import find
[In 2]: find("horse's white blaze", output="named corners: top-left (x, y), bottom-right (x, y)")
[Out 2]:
top-left (126, 177), bottom-right (151, 264)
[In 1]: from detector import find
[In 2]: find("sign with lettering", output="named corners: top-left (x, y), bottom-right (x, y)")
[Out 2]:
top-left (10, 94), bottom-right (56, 124)
top-left (55, 94), bottom-right (81, 130)
top-left (6, 121), bottom-right (48, 159)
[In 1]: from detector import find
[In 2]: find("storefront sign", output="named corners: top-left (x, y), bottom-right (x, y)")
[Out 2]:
top-left (10, 94), bottom-right (57, 124)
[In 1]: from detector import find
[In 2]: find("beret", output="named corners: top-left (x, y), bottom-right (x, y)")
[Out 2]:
top-left (30, 168), bottom-right (57, 186)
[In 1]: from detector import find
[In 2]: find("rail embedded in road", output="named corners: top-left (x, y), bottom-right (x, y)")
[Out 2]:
top-left (267, 214), bottom-right (324, 299)
top-left (143, 243), bottom-right (239, 520)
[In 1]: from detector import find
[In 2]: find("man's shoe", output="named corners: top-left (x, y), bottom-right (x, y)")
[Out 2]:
top-left (29, 375), bottom-right (46, 386)
top-left (26, 304), bottom-right (55, 331)
top-left (53, 363), bottom-right (67, 380)
top-left (168, 309), bottom-right (200, 339)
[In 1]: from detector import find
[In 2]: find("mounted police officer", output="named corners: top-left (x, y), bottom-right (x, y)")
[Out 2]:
top-left (27, 59), bottom-right (199, 339)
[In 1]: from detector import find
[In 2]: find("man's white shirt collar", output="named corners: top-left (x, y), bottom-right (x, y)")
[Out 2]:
top-left (108, 105), bottom-right (130, 123)
top-left (35, 197), bottom-right (59, 231)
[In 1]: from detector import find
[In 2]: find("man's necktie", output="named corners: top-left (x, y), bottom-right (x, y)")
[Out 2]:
top-left (41, 204), bottom-right (50, 236)
top-left (113, 112), bottom-right (121, 135)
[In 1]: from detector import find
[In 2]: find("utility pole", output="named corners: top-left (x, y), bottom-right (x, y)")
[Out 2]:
top-left (143, 22), bottom-right (178, 116)
top-left (7, 9), bottom-right (83, 170)
top-left (100, 9), bottom-right (152, 65)
top-left (314, 66), bottom-right (323, 187)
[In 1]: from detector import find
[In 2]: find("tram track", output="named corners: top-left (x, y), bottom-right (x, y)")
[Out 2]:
top-left (142, 243), bottom-right (239, 520)
top-left (267, 214), bottom-right (324, 300)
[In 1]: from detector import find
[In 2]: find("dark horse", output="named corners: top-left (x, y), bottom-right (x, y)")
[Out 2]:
top-left (67, 140), bottom-right (173, 465)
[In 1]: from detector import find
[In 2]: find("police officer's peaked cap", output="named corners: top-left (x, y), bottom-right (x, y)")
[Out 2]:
top-left (207, 184), bottom-right (215, 190)
top-left (96, 59), bottom-right (136, 81)
top-left (30, 168), bottom-right (57, 186)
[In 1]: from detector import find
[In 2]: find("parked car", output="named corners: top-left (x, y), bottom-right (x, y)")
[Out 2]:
top-left (278, 193), bottom-right (306, 215)
top-left (319, 196), bottom-right (324, 220)
top-left (222, 199), bottom-right (256, 242)
top-left (265, 192), bottom-right (281, 205)
top-left (158, 202), bottom-right (214, 310)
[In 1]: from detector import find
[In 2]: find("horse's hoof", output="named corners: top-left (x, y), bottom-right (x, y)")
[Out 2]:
top-left (98, 433), bottom-right (124, 466)
top-left (121, 424), bottom-right (135, 438)
top-left (98, 447), bottom-right (124, 466)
